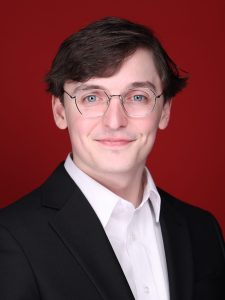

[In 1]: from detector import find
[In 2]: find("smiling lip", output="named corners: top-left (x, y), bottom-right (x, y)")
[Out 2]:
top-left (95, 138), bottom-right (135, 147)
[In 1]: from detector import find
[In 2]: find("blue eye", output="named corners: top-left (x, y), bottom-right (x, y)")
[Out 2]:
top-left (133, 95), bottom-right (145, 101)
top-left (86, 95), bottom-right (97, 102)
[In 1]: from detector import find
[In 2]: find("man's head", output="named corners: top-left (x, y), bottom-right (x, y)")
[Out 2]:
top-left (46, 17), bottom-right (187, 103)
top-left (48, 17), bottom-right (187, 182)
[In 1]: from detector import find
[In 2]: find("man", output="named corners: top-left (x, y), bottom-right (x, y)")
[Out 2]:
top-left (0, 17), bottom-right (224, 300)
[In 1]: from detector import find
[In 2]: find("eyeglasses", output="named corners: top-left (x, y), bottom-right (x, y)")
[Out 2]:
top-left (63, 88), bottom-right (163, 118)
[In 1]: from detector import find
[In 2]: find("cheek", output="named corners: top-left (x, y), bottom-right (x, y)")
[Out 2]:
top-left (67, 115), bottom-right (98, 147)
top-left (135, 117), bottom-right (159, 139)
top-left (134, 118), bottom-right (160, 156)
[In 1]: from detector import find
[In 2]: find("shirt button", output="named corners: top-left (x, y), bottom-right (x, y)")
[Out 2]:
top-left (143, 285), bottom-right (150, 294)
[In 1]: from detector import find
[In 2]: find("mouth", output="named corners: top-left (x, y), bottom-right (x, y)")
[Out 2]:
top-left (95, 138), bottom-right (135, 147)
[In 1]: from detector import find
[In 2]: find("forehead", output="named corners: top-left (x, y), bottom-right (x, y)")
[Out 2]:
top-left (65, 48), bottom-right (162, 93)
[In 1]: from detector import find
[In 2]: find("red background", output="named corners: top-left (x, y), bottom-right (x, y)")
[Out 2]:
top-left (1, 0), bottom-right (224, 236)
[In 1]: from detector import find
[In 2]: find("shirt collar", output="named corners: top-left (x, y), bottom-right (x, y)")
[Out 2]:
top-left (64, 154), bottom-right (161, 227)
top-left (144, 168), bottom-right (161, 222)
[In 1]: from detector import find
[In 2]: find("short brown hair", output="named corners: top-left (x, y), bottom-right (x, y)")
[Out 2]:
top-left (45, 17), bottom-right (187, 102)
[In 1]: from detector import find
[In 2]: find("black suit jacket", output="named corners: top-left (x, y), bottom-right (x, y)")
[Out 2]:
top-left (0, 163), bottom-right (225, 300)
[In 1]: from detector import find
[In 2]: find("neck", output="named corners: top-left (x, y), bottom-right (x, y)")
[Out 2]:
top-left (74, 160), bottom-right (146, 208)
top-left (105, 172), bottom-right (146, 208)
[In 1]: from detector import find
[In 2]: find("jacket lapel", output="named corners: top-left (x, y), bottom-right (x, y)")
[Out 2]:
top-left (42, 163), bottom-right (134, 300)
top-left (159, 190), bottom-right (194, 300)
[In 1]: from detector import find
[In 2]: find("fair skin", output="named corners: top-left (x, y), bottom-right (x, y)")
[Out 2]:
top-left (52, 48), bottom-right (171, 207)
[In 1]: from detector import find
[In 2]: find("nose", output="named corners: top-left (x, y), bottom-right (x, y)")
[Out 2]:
top-left (102, 96), bottom-right (128, 129)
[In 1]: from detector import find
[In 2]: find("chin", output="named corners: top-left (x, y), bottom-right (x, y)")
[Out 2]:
top-left (94, 159), bottom-right (139, 175)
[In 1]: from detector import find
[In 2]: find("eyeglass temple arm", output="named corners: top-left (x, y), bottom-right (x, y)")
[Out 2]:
top-left (64, 90), bottom-right (83, 114)
top-left (64, 90), bottom-right (76, 99)
top-left (155, 92), bottom-right (163, 99)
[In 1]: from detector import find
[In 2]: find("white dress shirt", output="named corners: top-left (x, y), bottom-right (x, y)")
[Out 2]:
top-left (64, 154), bottom-right (170, 300)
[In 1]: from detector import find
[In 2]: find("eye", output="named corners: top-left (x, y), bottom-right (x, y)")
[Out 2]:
top-left (133, 94), bottom-right (146, 101)
top-left (85, 95), bottom-right (97, 103)
top-left (125, 90), bottom-right (150, 104)
top-left (79, 90), bottom-right (107, 106)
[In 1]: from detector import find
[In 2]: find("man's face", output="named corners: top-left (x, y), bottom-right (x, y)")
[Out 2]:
top-left (52, 48), bottom-right (171, 179)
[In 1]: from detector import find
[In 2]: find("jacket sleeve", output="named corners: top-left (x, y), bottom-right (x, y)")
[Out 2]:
top-left (0, 225), bottom-right (40, 300)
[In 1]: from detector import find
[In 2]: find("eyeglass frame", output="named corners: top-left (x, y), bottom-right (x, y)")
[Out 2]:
top-left (63, 88), bottom-right (163, 118)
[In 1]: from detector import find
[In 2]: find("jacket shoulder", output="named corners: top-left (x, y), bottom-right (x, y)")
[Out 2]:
top-left (0, 162), bottom-right (71, 230)
top-left (0, 187), bottom-right (42, 225)
top-left (158, 187), bottom-right (216, 221)
top-left (158, 187), bottom-right (225, 259)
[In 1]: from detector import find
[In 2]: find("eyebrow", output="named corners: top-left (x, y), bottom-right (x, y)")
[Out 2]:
top-left (73, 84), bottom-right (106, 93)
top-left (127, 81), bottom-right (156, 91)
top-left (72, 81), bottom-right (157, 93)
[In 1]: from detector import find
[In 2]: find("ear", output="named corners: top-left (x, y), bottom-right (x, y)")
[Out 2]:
top-left (158, 99), bottom-right (172, 130)
top-left (52, 96), bottom-right (68, 129)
